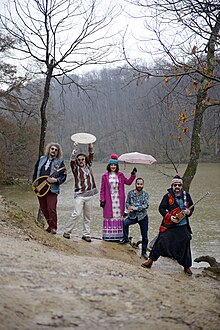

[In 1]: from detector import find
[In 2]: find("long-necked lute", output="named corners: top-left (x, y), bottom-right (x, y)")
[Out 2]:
top-left (32, 167), bottom-right (66, 197)
top-left (174, 191), bottom-right (210, 223)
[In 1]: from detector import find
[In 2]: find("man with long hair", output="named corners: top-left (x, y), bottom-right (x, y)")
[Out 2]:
top-left (32, 143), bottom-right (67, 234)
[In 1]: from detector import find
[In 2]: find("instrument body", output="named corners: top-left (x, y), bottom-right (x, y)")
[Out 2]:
top-left (175, 209), bottom-right (190, 223)
top-left (32, 167), bottom-right (66, 197)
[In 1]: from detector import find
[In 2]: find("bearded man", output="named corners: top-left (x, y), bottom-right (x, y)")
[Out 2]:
top-left (142, 174), bottom-right (194, 276)
top-left (63, 142), bottom-right (98, 242)
top-left (120, 178), bottom-right (149, 260)
top-left (32, 143), bottom-right (66, 234)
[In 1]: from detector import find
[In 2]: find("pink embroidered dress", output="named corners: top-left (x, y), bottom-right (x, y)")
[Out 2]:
top-left (102, 172), bottom-right (124, 241)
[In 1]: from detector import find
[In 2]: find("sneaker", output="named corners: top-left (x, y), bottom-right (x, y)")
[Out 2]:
top-left (63, 232), bottom-right (71, 239)
top-left (141, 258), bottom-right (153, 269)
top-left (119, 239), bottom-right (129, 245)
top-left (141, 253), bottom-right (148, 260)
top-left (82, 236), bottom-right (92, 242)
top-left (45, 227), bottom-right (51, 233)
top-left (184, 267), bottom-right (193, 276)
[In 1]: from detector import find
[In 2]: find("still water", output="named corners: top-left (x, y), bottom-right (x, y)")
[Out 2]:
top-left (1, 162), bottom-right (219, 266)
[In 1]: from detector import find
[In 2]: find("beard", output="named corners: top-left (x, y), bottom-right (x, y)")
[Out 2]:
top-left (78, 163), bottom-right (85, 167)
top-left (174, 188), bottom-right (181, 194)
top-left (136, 186), bottom-right (143, 192)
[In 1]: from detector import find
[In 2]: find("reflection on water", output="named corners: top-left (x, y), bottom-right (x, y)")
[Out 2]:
top-left (1, 163), bottom-right (220, 266)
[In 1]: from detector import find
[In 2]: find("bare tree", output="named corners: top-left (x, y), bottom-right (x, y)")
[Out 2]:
top-left (0, 0), bottom-right (120, 156)
top-left (124, 0), bottom-right (220, 190)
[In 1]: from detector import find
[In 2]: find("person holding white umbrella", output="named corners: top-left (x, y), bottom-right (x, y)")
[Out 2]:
top-left (63, 133), bottom-right (98, 242)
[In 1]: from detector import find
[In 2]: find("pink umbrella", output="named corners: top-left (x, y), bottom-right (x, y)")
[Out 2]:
top-left (118, 152), bottom-right (157, 165)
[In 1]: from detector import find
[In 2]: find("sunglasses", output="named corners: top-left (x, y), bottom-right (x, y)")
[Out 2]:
top-left (51, 147), bottom-right (58, 151)
top-left (173, 184), bottom-right (182, 187)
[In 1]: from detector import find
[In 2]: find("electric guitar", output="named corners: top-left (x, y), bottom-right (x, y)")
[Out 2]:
top-left (32, 167), bottom-right (66, 197)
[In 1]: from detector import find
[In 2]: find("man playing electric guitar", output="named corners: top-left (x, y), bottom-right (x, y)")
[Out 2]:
top-left (142, 174), bottom-right (194, 276)
top-left (32, 143), bottom-right (67, 234)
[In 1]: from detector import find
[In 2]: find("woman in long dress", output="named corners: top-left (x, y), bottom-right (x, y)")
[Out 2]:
top-left (100, 154), bottom-right (136, 241)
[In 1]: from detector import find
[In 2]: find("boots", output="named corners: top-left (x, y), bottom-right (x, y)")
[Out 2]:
top-left (184, 267), bottom-right (193, 276)
top-left (141, 258), bottom-right (153, 269)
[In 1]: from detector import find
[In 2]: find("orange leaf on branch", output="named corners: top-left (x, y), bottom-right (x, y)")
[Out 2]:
top-left (192, 81), bottom-right (198, 91)
top-left (179, 110), bottom-right (187, 123)
top-left (164, 76), bottom-right (169, 84)
top-left (203, 81), bottom-right (213, 91)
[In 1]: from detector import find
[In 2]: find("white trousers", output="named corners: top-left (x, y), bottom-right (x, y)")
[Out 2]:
top-left (65, 195), bottom-right (94, 237)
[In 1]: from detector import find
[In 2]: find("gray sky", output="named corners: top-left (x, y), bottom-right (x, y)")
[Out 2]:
top-left (1, 0), bottom-right (149, 74)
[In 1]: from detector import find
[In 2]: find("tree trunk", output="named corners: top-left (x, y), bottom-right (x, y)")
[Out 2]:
top-left (38, 65), bottom-right (53, 157)
top-left (183, 90), bottom-right (206, 191)
top-left (183, 13), bottom-right (220, 192)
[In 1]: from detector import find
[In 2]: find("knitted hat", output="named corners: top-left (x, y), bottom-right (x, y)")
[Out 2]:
top-left (108, 153), bottom-right (119, 165)
top-left (171, 174), bottom-right (183, 186)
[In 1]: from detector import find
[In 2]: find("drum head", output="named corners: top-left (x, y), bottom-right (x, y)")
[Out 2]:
top-left (70, 133), bottom-right (96, 144)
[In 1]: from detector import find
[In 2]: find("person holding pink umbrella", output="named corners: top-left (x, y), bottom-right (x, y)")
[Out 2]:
top-left (100, 154), bottom-right (137, 241)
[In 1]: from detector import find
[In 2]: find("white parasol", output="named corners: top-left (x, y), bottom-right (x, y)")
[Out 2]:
top-left (118, 152), bottom-right (157, 165)
top-left (70, 133), bottom-right (96, 144)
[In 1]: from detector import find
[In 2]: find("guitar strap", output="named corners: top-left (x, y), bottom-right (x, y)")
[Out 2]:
top-left (168, 191), bottom-right (187, 208)
top-left (183, 191), bottom-right (187, 207)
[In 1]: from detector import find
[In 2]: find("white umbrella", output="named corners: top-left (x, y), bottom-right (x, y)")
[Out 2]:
top-left (118, 152), bottom-right (157, 165)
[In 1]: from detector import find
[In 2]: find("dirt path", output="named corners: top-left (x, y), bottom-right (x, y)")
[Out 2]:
top-left (0, 196), bottom-right (219, 330)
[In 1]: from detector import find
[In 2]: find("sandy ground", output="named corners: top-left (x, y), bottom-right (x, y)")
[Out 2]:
top-left (0, 195), bottom-right (219, 330)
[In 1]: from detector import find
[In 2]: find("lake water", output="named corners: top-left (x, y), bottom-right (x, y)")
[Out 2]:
top-left (1, 162), bottom-right (219, 267)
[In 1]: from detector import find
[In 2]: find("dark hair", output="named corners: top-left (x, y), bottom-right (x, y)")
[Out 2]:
top-left (136, 177), bottom-right (144, 184)
top-left (106, 163), bottom-right (119, 172)
top-left (77, 153), bottom-right (89, 166)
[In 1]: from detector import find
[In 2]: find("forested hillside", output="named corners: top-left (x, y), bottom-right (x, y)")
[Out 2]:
top-left (0, 65), bottom-right (219, 183)
top-left (50, 66), bottom-right (219, 161)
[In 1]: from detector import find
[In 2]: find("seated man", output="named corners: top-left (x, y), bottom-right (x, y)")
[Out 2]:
top-left (120, 178), bottom-right (149, 259)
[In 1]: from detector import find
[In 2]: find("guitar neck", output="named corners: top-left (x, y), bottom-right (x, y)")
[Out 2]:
top-left (188, 192), bottom-right (209, 210)
top-left (49, 166), bottom-right (66, 178)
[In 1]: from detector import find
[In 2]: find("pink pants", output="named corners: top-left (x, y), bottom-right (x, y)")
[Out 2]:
top-left (38, 192), bottom-right (58, 230)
